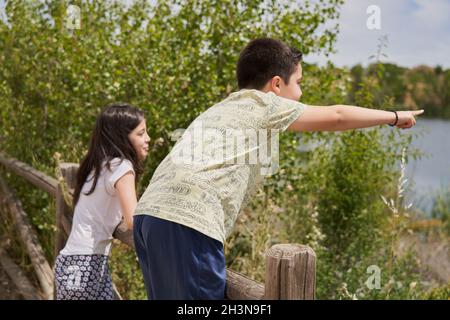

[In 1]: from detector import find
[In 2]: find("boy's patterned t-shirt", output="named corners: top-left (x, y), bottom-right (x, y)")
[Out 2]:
top-left (135, 89), bottom-right (307, 244)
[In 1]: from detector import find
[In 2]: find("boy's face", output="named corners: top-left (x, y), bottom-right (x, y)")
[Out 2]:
top-left (279, 63), bottom-right (303, 101)
top-left (263, 63), bottom-right (303, 101)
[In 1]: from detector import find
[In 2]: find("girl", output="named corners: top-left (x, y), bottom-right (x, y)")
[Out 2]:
top-left (54, 103), bottom-right (150, 300)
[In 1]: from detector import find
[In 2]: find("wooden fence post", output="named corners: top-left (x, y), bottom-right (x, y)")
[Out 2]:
top-left (264, 244), bottom-right (316, 300)
top-left (54, 163), bottom-right (78, 259)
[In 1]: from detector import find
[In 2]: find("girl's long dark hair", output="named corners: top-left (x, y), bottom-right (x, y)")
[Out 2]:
top-left (73, 103), bottom-right (145, 207)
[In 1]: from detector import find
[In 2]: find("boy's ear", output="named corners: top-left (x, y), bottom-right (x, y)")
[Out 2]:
top-left (269, 76), bottom-right (282, 95)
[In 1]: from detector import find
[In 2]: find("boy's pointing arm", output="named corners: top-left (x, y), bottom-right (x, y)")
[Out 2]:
top-left (288, 104), bottom-right (424, 132)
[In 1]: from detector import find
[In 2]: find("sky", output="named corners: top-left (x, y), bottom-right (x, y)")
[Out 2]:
top-left (307, 0), bottom-right (450, 68)
top-left (1, 0), bottom-right (449, 68)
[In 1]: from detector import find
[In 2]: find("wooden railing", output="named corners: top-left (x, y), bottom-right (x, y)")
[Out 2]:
top-left (0, 151), bottom-right (316, 300)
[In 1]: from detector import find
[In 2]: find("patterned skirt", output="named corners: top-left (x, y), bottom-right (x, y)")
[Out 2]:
top-left (54, 254), bottom-right (114, 300)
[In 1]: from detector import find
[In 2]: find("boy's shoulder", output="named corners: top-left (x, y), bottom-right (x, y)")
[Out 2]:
top-left (223, 88), bottom-right (274, 103)
top-left (187, 90), bottom-right (276, 129)
top-left (204, 89), bottom-right (277, 113)
top-left (210, 89), bottom-right (302, 117)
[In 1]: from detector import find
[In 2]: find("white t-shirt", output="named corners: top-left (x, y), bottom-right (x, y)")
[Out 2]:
top-left (60, 158), bottom-right (135, 256)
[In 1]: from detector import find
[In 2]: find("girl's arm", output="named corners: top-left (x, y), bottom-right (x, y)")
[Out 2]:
top-left (288, 105), bottom-right (424, 132)
top-left (115, 172), bottom-right (137, 230)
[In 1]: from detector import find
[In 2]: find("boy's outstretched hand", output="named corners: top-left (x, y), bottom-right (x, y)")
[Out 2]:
top-left (394, 110), bottom-right (425, 129)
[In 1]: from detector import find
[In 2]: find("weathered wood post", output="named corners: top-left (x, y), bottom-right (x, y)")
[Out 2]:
top-left (54, 163), bottom-right (78, 259)
top-left (264, 244), bottom-right (316, 299)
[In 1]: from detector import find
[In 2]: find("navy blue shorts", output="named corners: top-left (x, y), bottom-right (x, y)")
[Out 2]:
top-left (133, 215), bottom-right (226, 300)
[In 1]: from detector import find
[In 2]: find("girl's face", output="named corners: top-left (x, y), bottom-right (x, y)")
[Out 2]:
top-left (128, 119), bottom-right (151, 161)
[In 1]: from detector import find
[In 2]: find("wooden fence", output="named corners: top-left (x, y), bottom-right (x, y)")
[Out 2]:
top-left (0, 151), bottom-right (316, 300)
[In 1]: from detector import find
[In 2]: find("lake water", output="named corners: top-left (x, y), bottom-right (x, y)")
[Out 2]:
top-left (403, 119), bottom-right (450, 215)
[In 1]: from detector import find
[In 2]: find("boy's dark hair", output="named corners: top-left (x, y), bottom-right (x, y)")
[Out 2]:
top-left (236, 38), bottom-right (302, 90)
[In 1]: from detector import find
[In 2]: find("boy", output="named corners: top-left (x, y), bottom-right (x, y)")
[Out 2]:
top-left (133, 38), bottom-right (423, 300)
